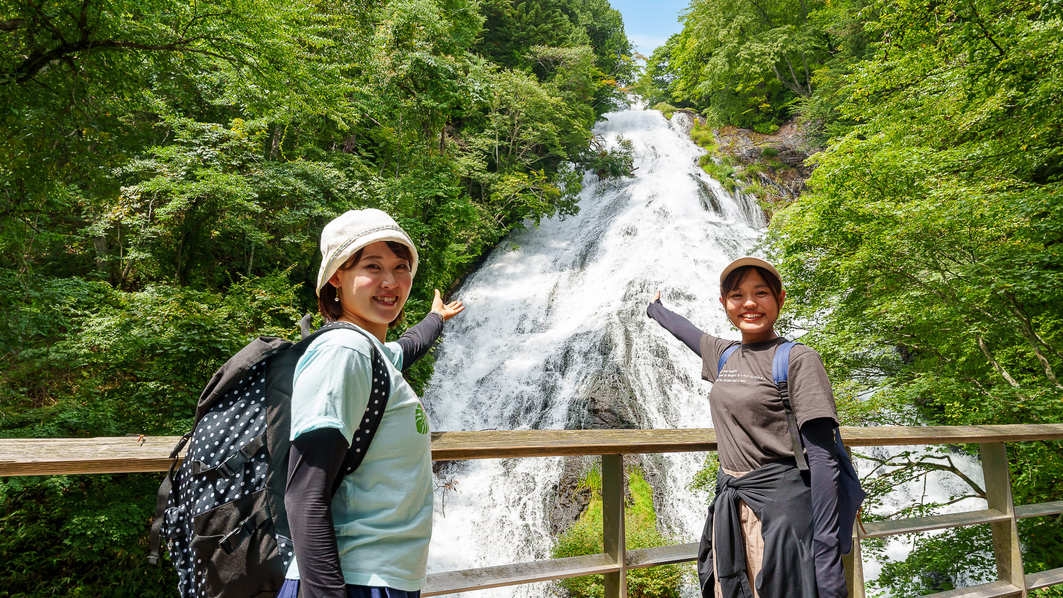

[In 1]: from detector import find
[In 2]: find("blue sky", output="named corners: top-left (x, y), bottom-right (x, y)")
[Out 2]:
top-left (610, 0), bottom-right (691, 57)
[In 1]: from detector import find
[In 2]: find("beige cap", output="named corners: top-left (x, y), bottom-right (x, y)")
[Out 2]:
top-left (719, 256), bottom-right (782, 287)
top-left (315, 209), bottom-right (419, 296)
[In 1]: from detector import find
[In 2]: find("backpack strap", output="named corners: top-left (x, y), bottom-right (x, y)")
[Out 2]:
top-left (716, 344), bottom-right (739, 377)
top-left (147, 432), bottom-right (192, 565)
top-left (774, 341), bottom-right (868, 552)
top-left (772, 341), bottom-right (809, 472)
top-left (716, 340), bottom-right (808, 471)
top-left (312, 322), bottom-right (392, 495)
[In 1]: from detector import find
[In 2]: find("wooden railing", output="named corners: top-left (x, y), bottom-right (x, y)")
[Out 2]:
top-left (2, 424), bottom-right (1062, 598)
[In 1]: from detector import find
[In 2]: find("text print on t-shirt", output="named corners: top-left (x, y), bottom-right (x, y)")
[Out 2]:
top-left (716, 369), bottom-right (768, 386)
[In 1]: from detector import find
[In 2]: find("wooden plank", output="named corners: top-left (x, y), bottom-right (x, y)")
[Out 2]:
top-left (2, 423), bottom-right (1063, 476)
top-left (1015, 500), bottom-right (1063, 519)
top-left (625, 543), bottom-right (697, 568)
top-left (0, 435), bottom-right (184, 477)
top-left (430, 424), bottom-right (1063, 459)
top-left (845, 534), bottom-right (866, 598)
top-left (423, 553), bottom-right (618, 596)
top-left (840, 424), bottom-right (1063, 448)
top-left (2, 426), bottom-right (1062, 598)
top-left (1027, 566), bottom-right (1063, 591)
top-left (429, 428), bottom-right (717, 460)
top-left (922, 580), bottom-right (1023, 598)
top-left (860, 509), bottom-right (1011, 538)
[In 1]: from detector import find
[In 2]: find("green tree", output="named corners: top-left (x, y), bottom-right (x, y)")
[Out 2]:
top-left (669, 0), bottom-right (832, 129)
top-left (0, 0), bottom-right (350, 277)
top-left (635, 35), bottom-right (683, 108)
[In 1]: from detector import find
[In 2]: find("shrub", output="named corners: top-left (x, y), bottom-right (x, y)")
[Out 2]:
top-left (552, 465), bottom-right (688, 598)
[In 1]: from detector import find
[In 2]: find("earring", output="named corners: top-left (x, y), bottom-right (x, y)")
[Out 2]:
top-left (334, 295), bottom-right (340, 302)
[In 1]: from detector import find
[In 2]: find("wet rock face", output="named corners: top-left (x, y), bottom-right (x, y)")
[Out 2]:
top-left (713, 121), bottom-right (814, 207)
top-left (547, 365), bottom-right (652, 534)
top-left (714, 122), bottom-right (814, 168)
top-left (565, 364), bottom-right (648, 430)
top-left (546, 456), bottom-right (595, 535)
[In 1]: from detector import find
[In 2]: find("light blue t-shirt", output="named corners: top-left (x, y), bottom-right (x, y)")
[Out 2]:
top-left (285, 326), bottom-right (433, 590)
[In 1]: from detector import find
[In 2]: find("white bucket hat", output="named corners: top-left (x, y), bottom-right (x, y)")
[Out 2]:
top-left (315, 209), bottom-right (419, 296)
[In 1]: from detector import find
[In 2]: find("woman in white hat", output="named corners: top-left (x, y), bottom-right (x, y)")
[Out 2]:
top-left (281, 209), bottom-right (464, 598)
top-left (648, 257), bottom-right (849, 598)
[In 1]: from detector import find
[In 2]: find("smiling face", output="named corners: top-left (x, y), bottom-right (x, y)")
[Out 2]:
top-left (329, 241), bottom-right (413, 340)
top-left (719, 267), bottom-right (785, 344)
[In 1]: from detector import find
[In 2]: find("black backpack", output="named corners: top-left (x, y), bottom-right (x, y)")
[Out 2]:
top-left (718, 340), bottom-right (866, 553)
top-left (148, 319), bottom-right (390, 598)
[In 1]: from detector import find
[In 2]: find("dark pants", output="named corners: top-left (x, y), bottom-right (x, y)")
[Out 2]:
top-left (278, 579), bottom-right (421, 598)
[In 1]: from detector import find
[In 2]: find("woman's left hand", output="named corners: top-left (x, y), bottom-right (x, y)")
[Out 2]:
top-left (431, 289), bottom-right (465, 321)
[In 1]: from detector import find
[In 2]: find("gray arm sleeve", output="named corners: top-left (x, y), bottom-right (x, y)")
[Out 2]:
top-left (396, 312), bottom-right (444, 371)
top-left (803, 418), bottom-right (846, 598)
top-left (647, 299), bottom-right (705, 356)
top-left (285, 428), bottom-right (349, 598)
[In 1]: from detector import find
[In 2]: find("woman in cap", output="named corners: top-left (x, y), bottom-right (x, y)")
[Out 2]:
top-left (281, 208), bottom-right (464, 598)
top-left (648, 256), bottom-right (848, 598)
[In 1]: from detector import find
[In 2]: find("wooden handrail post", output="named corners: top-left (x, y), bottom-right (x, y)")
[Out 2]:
top-left (602, 454), bottom-right (627, 598)
top-left (981, 442), bottom-right (1025, 593)
top-left (844, 530), bottom-right (865, 598)
top-left (844, 443), bottom-right (865, 598)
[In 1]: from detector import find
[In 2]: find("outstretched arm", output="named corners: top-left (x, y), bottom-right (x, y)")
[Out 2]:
top-left (647, 291), bottom-right (705, 356)
top-left (398, 289), bottom-right (465, 369)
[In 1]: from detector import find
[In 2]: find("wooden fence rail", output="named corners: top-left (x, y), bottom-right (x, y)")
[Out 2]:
top-left (2, 424), bottom-right (1062, 597)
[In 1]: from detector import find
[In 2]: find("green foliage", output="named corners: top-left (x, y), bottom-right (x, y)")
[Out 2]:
top-left (552, 466), bottom-right (687, 598)
top-left (666, 0), bottom-right (831, 128)
top-left (762, 0), bottom-right (1063, 590)
top-left (582, 137), bottom-right (636, 180)
top-left (1, 273), bottom-right (303, 438)
top-left (0, 474), bottom-right (177, 596)
top-left (687, 121), bottom-right (739, 192)
top-left (652, 103), bottom-right (679, 120)
top-left (868, 526), bottom-right (996, 595)
top-left (687, 453), bottom-right (719, 503)
top-left (474, 0), bottom-right (633, 112)
top-left (634, 36), bottom-right (684, 108)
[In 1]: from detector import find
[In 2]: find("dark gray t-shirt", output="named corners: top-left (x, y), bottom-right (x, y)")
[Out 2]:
top-left (700, 335), bottom-right (838, 472)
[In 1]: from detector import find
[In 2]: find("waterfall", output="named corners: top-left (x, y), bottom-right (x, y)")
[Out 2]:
top-left (420, 106), bottom-right (987, 596)
top-left (422, 106), bottom-right (763, 596)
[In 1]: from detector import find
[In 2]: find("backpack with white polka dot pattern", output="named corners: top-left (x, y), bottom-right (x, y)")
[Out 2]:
top-left (147, 319), bottom-right (390, 598)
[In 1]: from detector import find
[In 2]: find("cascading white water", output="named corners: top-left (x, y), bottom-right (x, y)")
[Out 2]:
top-left (421, 106), bottom-right (764, 596)
top-left (420, 106), bottom-right (988, 596)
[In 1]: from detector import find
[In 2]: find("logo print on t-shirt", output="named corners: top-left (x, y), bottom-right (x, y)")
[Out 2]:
top-left (415, 404), bottom-right (429, 434)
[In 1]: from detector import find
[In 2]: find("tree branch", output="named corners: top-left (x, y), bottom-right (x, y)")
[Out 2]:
top-left (978, 335), bottom-right (1021, 388)
top-left (13, 37), bottom-right (248, 83)
top-left (1005, 293), bottom-right (1063, 389)
top-left (964, 0), bottom-right (1005, 58)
